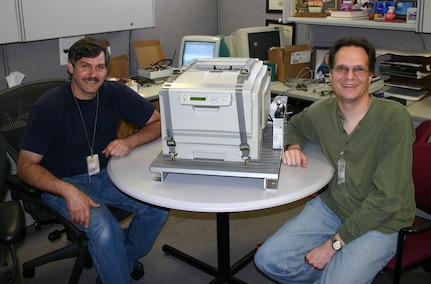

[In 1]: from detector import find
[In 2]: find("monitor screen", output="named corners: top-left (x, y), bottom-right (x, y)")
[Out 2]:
top-left (182, 41), bottom-right (216, 66)
top-left (248, 30), bottom-right (281, 61)
top-left (177, 35), bottom-right (224, 67)
top-left (232, 26), bottom-right (285, 61)
top-left (395, 1), bottom-right (416, 19)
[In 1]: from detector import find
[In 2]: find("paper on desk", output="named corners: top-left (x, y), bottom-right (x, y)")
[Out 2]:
top-left (381, 86), bottom-right (428, 101)
top-left (376, 49), bottom-right (431, 57)
top-left (6, 71), bottom-right (25, 88)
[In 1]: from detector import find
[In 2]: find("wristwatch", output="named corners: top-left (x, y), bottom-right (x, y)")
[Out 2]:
top-left (331, 235), bottom-right (342, 251)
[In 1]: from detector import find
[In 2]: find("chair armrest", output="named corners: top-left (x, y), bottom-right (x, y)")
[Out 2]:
top-left (400, 219), bottom-right (431, 236)
top-left (0, 201), bottom-right (25, 245)
top-left (6, 174), bottom-right (42, 198)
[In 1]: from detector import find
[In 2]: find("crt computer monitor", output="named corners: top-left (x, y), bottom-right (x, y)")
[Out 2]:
top-left (178, 35), bottom-right (226, 67)
top-left (232, 26), bottom-right (286, 61)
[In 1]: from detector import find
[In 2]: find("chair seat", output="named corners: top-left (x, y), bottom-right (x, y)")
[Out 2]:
top-left (386, 218), bottom-right (431, 270)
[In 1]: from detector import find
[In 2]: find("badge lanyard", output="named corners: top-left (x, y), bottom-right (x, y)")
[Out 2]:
top-left (73, 92), bottom-right (100, 176)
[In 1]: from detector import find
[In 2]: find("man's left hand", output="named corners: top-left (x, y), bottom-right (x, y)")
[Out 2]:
top-left (102, 139), bottom-right (132, 158)
top-left (305, 239), bottom-right (336, 270)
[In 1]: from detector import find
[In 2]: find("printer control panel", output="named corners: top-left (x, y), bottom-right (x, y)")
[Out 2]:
top-left (180, 93), bottom-right (232, 106)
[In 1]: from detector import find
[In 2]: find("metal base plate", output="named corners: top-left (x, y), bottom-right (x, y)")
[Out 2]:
top-left (149, 125), bottom-right (282, 191)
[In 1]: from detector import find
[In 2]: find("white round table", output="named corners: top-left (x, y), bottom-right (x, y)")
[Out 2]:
top-left (108, 139), bottom-right (334, 283)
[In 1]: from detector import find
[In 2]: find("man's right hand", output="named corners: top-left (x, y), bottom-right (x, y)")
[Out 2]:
top-left (17, 149), bottom-right (100, 228)
top-left (64, 186), bottom-right (100, 228)
top-left (282, 144), bottom-right (308, 168)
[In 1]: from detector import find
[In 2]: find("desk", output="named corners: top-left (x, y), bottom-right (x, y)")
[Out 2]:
top-left (133, 73), bottom-right (431, 126)
top-left (137, 83), bottom-right (162, 101)
top-left (108, 139), bottom-right (334, 283)
top-left (270, 81), bottom-right (431, 126)
top-left (406, 95), bottom-right (431, 126)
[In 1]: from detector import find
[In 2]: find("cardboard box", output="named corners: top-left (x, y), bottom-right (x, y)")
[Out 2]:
top-left (107, 55), bottom-right (129, 78)
top-left (133, 39), bottom-right (166, 68)
top-left (268, 45), bottom-right (313, 82)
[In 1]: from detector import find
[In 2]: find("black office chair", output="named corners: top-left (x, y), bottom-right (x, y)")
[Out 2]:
top-left (0, 146), bottom-right (25, 284)
top-left (0, 79), bottom-right (132, 283)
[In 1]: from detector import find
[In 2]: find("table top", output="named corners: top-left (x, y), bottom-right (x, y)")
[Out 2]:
top-left (108, 138), bottom-right (334, 213)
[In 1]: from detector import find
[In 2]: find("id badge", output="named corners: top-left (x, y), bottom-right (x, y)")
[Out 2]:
top-left (337, 158), bottom-right (346, 185)
top-left (86, 154), bottom-right (100, 176)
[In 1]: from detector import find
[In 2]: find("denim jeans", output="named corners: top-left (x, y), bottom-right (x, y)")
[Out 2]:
top-left (41, 168), bottom-right (169, 284)
top-left (254, 196), bottom-right (397, 284)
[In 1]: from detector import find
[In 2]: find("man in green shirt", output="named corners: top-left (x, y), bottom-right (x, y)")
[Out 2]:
top-left (255, 36), bottom-right (415, 283)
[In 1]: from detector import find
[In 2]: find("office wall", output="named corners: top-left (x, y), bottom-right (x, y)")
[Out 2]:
top-left (2, 0), bottom-right (431, 91)
top-left (218, 0), bottom-right (431, 53)
top-left (0, 0), bottom-right (218, 90)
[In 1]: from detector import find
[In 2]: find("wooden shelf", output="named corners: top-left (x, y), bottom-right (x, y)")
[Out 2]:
top-left (286, 17), bottom-right (417, 32)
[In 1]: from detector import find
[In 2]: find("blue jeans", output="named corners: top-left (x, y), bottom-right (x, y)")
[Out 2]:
top-left (41, 168), bottom-right (169, 284)
top-left (254, 196), bottom-right (397, 284)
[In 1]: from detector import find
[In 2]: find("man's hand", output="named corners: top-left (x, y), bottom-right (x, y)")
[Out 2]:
top-left (102, 111), bottom-right (162, 159)
top-left (64, 186), bottom-right (100, 228)
top-left (306, 233), bottom-right (345, 270)
top-left (282, 144), bottom-right (307, 168)
top-left (101, 139), bottom-right (132, 158)
top-left (305, 239), bottom-right (336, 270)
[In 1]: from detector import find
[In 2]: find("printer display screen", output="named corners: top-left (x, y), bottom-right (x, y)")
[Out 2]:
top-left (190, 97), bottom-right (207, 101)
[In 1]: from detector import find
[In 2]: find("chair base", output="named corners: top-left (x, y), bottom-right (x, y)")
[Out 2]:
top-left (23, 240), bottom-right (91, 284)
top-left (0, 244), bottom-right (19, 284)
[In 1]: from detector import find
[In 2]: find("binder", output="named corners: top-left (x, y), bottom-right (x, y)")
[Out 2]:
top-left (379, 66), bottom-right (430, 79)
top-left (381, 54), bottom-right (431, 91)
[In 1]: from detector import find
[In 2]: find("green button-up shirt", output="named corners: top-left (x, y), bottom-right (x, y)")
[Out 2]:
top-left (286, 96), bottom-right (416, 243)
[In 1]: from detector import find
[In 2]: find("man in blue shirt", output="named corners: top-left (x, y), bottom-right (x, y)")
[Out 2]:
top-left (18, 37), bottom-right (169, 283)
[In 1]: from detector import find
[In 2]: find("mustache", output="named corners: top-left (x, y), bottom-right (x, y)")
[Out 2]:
top-left (83, 77), bottom-right (100, 83)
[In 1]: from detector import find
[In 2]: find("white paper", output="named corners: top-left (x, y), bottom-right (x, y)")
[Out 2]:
top-left (5, 71), bottom-right (25, 88)
top-left (381, 86), bottom-right (428, 101)
top-left (59, 36), bottom-right (84, 66)
top-left (290, 50), bottom-right (312, 65)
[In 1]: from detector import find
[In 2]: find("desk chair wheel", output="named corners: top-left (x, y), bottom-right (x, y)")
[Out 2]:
top-left (131, 261), bottom-right (145, 280)
top-left (48, 229), bottom-right (65, 241)
top-left (33, 221), bottom-right (42, 231)
top-left (95, 261), bottom-right (144, 283)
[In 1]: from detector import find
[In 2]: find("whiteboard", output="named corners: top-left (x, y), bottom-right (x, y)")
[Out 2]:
top-left (0, 0), bottom-right (21, 44)
top-left (21, 0), bottom-right (154, 42)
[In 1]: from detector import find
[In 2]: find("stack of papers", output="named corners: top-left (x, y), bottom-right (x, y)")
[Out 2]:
top-left (327, 9), bottom-right (369, 20)
top-left (381, 86), bottom-right (428, 101)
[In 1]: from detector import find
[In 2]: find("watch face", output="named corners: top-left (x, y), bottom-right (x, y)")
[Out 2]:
top-left (332, 240), bottom-right (342, 251)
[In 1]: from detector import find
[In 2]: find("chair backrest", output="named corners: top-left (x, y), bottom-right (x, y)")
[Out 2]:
top-left (412, 120), bottom-right (431, 213)
top-left (0, 79), bottom-right (90, 237)
top-left (0, 79), bottom-right (66, 162)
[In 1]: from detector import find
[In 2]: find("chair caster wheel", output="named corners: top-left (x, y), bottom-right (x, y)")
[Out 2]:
top-left (23, 268), bottom-right (35, 278)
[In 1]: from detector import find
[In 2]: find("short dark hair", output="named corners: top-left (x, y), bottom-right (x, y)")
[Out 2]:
top-left (328, 36), bottom-right (376, 73)
top-left (68, 37), bottom-right (111, 68)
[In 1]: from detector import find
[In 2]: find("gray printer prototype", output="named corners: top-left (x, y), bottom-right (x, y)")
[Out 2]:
top-left (159, 58), bottom-right (271, 163)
